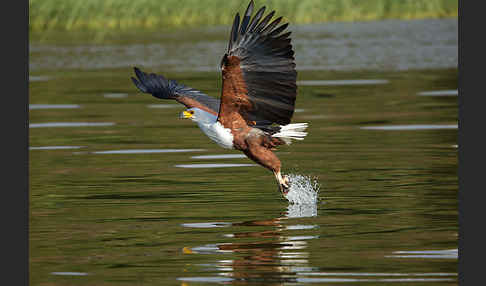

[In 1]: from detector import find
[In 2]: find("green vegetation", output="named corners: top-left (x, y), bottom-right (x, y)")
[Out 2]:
top-left (30, 0), bottom-right (458, 32)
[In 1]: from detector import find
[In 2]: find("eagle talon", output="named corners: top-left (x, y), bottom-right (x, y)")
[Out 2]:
top-left (280, 175), bottom-right (291, 195)
top-left (281, 184), bottom-right (290, 195)
top-left (283, 175), bottom-right (290, 186)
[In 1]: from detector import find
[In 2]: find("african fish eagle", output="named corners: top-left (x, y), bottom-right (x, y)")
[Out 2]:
top-left (131, 0), bottom-right (308, 195)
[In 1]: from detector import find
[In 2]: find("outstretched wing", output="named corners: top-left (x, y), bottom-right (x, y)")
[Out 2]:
top-left (218, 0), bottom-right (297, 128)
top-left (131, 67), bottom-right (220, 115)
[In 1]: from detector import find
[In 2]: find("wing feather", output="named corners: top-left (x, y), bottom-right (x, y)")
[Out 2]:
top-left (253, 10), bottom-right (275, 33)
top-left (239, 1), bottom-right (254, 36)
top-left (228, 13), bottom-right (240, 51)
top-left (268, 23), bottom-right (289, 37)
top-left (131, 67), bottom-right (220, 115)
top-left (260, 16), bottom-right (282, 35)
top-left (247, 6), bottom-right (266, 33)
top-left (218, 1), bottom-right (297, 126)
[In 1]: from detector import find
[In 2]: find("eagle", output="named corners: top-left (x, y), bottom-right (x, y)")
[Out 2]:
top-left (131, 0), bottom-right (308, 195)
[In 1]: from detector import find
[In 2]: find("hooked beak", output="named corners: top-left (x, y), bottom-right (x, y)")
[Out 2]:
top-left (179, 110), bottom-right (193, 119)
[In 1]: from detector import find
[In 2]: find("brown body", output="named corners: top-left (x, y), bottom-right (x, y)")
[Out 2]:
top-left (219, 56), bottom-right (289, 191)
top-left (131, 1), bottom-right (303, 194)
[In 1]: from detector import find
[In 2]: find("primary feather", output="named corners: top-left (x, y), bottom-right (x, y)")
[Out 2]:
top-left (131, 67), bottom-right (220, 114)
top-left (221, 0), bottom-right (297, 126)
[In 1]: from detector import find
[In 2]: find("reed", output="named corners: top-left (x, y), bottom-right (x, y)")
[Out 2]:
top-left (29, 0), bottom-right (458, 32)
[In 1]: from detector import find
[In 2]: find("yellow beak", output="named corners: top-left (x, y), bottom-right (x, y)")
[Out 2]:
top-left (179, 110), bottom-right (193, 119)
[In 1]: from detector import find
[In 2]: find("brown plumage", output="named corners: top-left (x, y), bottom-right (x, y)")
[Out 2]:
top-left (131, 0), bottom-right (308, 195)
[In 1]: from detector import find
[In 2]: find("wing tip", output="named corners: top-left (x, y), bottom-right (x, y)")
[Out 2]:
top-left (131, 76), bottom-right (148, 93)
top-left (247, 0), bottom-right (255, 13)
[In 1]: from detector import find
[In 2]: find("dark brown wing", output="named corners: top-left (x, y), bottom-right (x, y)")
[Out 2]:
top-left (217, 0), bottom-right (297, 128)
top-left (131, 67), bottom-right (220, 115)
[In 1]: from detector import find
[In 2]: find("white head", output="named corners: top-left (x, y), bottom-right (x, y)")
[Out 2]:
top-left (179, 107), bottom-right (217, 124)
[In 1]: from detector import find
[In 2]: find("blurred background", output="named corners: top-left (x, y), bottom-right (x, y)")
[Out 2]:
top-left (30, 0), bottom-right (457, 32)
top-left (29, 1), bottom-right (458, 285)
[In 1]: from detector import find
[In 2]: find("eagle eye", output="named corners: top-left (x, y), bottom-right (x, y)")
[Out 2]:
top-left (220, 54), bottom-right (229, 67)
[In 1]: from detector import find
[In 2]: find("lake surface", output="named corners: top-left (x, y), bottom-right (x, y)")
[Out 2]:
top-left (29, 18), bottom-right (458, 285)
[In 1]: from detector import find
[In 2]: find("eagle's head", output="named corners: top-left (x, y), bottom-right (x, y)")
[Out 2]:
top-left (179, 108), bottom-right (216, 124)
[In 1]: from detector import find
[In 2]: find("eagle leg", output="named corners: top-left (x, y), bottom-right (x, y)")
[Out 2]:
top-left (274, 170), bottom-right (291, 195)
top-left (242, 142), bottom-right (290, 195)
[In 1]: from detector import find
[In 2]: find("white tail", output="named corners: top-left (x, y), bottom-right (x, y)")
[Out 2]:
top-left (272, 123), bottom-right (308, 144)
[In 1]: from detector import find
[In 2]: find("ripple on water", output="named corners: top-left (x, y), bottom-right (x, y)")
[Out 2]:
top-left (190, 154), bottom-right (247, 159)
top-left (29, 122), bottom-right (115, 128)
top-left (147, 104), bottom-right (180, 108)
top-left (177, 277), bottom-right (233, 283)
top-left (297, 79), bottom-right (389, 86)
top-left (30, 146), bottom-right (84, 150)
top-left (284, 235), bottom-right (320, 241)
top-left (183, 244), bottom-right (233, 254)
top-left (417, 90), bottom-right (458, 96)
top-left (50, 272), bottom-right (89, 276)
top-left (360, 124), bottom-right (458, 130)
top-left (175, 163), bottom-right (256, 168)
top-left (103, 93), bottom-right (128, 98)
top-left (181, 222), bottom-right (232, 228)
top-left (93, 149), bottom-right (205, 154)
top-left (386, 249), bottom-right (458, 259)
top-left (29, 104), bottom-right (81, 109)
top-left (285, 224), bottom-right (319, 230)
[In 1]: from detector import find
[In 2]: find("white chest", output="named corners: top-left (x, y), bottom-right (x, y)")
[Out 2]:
top-left (198, 121), bottom-right (234, 149)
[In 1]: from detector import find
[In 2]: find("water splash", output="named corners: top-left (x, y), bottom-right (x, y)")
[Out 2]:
top-left (287, 203), bottom-right (318, 218)
top-left (283, 174), bottom-right (320, 205)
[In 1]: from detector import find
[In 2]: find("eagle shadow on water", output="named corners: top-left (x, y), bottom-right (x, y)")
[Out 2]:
top-left (131, 0), bottom-right (309, 197)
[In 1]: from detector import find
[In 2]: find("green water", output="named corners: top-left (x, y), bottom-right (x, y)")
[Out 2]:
top-left (30, 20), bottom-right (458, 285)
